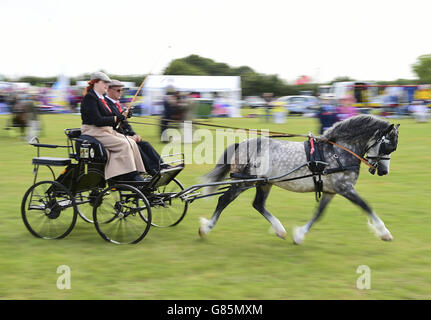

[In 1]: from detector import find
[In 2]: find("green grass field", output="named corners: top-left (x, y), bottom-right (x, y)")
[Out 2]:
top-left (0, 113), bottom-right (430, 300)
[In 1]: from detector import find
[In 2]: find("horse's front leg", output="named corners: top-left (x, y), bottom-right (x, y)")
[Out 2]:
top-left (293, 192), bottom-right (334, 244)
top-left (338, 187), bottom-right (393, 241)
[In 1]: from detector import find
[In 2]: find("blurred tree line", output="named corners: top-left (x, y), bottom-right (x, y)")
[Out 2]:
top-left (1, 72), bottom-right (148, 89)
top-left (2, 54), bottom-right (429, 97)
top-left (163, 55), bottom-right (425, 96)
top-left (412, 54), bottom-right (431, 84)
top-left (164, 54), bottom-right (312, 96)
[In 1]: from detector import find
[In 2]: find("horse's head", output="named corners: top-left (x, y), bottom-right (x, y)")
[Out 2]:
top-left (366, 123), bottom-right (400, 176)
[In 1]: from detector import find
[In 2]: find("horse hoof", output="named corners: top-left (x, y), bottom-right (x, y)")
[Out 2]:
top-left (292, 226), bottom-right (305, 245)
top-left (381, 233), bottom-right (393, 241)
top-left (199, 217), bottom-right (210, 238)
top-left (198, 227), bottom-right (206, 238)
top-left (277, 231), bottom-right (287, 240)
top-left (269, 226), bottom-right (286, 239)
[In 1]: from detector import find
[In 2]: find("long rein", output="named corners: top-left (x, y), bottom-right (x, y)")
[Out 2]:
top-left (127, 116), bottom-right (376, 170)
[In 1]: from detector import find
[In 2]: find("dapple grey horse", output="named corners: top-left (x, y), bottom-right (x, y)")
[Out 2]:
top-left (199, 115), bottom-right (400, 244)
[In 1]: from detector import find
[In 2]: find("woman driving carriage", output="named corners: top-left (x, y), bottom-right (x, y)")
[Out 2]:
top-left (80, 72), bottom-right (146, 182)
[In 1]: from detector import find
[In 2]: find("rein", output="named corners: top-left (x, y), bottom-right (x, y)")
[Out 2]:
top-left (128, 116), bottom-right (377, 169)
top-left (128, 117), bottom-right (309, 138)
top-left (325, 140), bottom-right (375, 169)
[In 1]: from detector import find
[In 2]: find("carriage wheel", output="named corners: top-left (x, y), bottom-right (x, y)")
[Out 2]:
top-left (93, 184), bottom-right (152, 244)
top-left (75, 188), bottom-right (104, 223)
top-left (149, 178), bottom-right (188, 227)
top-left (21, 180), bottom-right (77, 239)
top-left (75, 170), bottom-right (106, 223)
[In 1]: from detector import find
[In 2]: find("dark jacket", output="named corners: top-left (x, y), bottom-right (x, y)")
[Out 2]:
top-left (81, 89), bottom-right (117, 127)
top-left (105, 97), bottom-right (136, 136)
top-left (318, 104), bottom-right (338, 134)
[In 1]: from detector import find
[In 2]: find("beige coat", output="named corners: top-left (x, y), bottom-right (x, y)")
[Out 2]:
top-left (81, 124), bottom-right (145, 179)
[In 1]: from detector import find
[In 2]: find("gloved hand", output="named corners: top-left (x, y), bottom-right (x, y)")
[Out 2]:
top-left (127, 107), bottom-right (135, 118)
top-left (121, 109), bottom-right (129, 119)
top-left (116, 114), bottom-right (126, 123)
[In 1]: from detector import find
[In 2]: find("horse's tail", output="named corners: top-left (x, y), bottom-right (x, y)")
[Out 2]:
top-left (202, 143), bottom-right (239, 194)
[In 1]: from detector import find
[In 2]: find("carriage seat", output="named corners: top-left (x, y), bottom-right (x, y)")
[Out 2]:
top-left (75, 135), bottom-right (108, 163)
top-left (65, 128), bottom-right (82, 139)
top-left (32, 157), bottom-right (71, 166)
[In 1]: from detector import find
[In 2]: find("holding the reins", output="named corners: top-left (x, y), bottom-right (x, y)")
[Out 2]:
top-left (80, 72), bottom-right (146, 182)
top-left (104, 79), bottom-right (168, 176)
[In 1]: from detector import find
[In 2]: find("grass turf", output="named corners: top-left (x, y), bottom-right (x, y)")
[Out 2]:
top-left (0, 113), bottom-right (430, 299)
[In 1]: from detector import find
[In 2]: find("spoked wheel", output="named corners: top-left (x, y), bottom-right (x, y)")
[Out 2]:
top-left (21, 180), bottom-right (77, 239)
top-left (75, 188), bottom-right (104, 223)
top-left (75, 170), bottom-right (106, 223)
top-left (147, 178), bottom-right (188, 227)
top-left (93, 184), bottom-right (152, 244)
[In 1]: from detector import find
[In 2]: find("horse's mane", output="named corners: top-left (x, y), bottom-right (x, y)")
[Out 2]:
top-left (322, 115), bottom-right (391, 143)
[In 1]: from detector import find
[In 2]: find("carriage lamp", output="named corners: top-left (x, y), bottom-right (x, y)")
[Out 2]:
top-left (80, 143), bottom-right (90, 159)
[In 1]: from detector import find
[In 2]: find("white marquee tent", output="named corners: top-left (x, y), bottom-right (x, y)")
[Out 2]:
top-left (141, 75), bottom-right (242, 117)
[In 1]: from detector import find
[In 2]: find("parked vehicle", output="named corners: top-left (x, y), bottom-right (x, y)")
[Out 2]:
top-left (274, 95), bottom-right (320, 115)
top-left (244, 96), bottom-right (266, 108)
top-left (318, 85), bottom-right (333, 99)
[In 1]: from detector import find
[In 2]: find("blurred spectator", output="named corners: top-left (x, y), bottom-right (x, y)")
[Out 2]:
top-left (186, 92), bottom-right (200, 120)
top-left (271, 99), bottom-right (286, 123)
top-left (7, 91), bottom-right (19, 114)
top-left (0, 90), bottom-right (8, 114)
top-left (263, 92), bottom-right (274, 122)
top-left (317, 97), bottom-right (338, 134)
top-left (395, 87), bottom-right (409, 117)
top-left (183, 92), bottom-right (198, 122)
top-left (336, 96), bottom-right (358, 121)
top-left (212, 92), bottom-right (228, 117)
top-left (5, 91), bottom-right (40, 138)
top-left (409, 100), bottom-right (428, 123)
top-left (39, 86), bottom-right (50, 107)
top-left (68, 88), bottom-right (81, 112)
top-left (173, 92), bottom-right (189, 121)
top-left (161, 86), bottom-right (177, 142)
top-left (10, 93), bottom-right (28, 135)
top-left (24, 93), bottom-right (41, 141)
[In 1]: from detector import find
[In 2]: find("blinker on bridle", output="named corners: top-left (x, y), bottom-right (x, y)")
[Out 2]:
top-left (364, 132), bottom-right (393, 175)
top-left (326, 126), bottom-right (395, 175)
top-left (365, 125), bottom-right (399, 174)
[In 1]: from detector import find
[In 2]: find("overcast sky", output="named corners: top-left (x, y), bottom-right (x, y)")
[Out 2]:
top-left (1, 0), bottom-right (430, 83)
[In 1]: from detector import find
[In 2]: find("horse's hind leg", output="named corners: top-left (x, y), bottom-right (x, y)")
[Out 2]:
top-left (252, 184), bottom-right (287, 239)
top-left (338, 187), bottom-right (393, 241)
top-left (293, 193), bottom-right (334, 244)
top-left (199, 185), bottom-right (246, 237)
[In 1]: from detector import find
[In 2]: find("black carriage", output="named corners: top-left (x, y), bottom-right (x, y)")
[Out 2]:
top-left (21, 128), bottom-right (187, 244)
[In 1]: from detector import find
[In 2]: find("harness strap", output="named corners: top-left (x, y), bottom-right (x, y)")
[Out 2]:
top-left (326, 140), bottom-right (375, 169)
top-left (325, 151), bottom-right (360, 175)
top-left (313, 175), bottom-right (323, 201)
top-left (324, 166), bottom-right (359, 174)
top-left (310, 138), bottom-right (315, 155)
top-left (304, 137), bottom-right (326, 202)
